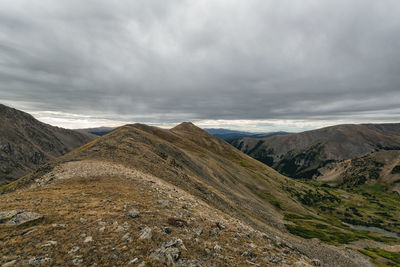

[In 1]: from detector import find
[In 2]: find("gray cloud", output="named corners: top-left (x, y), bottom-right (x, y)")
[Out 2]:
top-left (0, 0), bottom-right (400, 130)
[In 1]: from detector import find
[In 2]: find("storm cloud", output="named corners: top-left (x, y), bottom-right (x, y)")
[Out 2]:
top-left (0, 0), bottom-right (399, 131)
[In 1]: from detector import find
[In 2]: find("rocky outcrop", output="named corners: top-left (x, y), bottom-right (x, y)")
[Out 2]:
top-left (0, 210), bottom-right (43, 226)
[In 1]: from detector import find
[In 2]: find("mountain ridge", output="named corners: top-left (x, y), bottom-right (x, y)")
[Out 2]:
top-left (231, 123), bottom-right (400, 187)
top-left (0, 104), bottom-right (96, 186)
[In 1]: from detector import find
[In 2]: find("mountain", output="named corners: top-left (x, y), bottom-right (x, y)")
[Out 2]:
top-left (0, 104), bottom-right (96, 186)
top-left (75, 126), bottom-right (115, 136)
top-left (204, 128), bottom-right (257, 142)
top-left (232, 123), bottom-right (400, 187)
top-left (205, 128), bottom-right (289, 143)
top-left (318, 150), bottom-right (400, 191)
top-left (2, 122), bottom-right (391, 266)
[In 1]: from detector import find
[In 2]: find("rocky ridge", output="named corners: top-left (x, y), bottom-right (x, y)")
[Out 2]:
top-left (0, 160), bottom-right (316, 266)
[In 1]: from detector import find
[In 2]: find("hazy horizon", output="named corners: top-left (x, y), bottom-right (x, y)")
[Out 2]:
top-left (1, 1), bottom-right (400, 132)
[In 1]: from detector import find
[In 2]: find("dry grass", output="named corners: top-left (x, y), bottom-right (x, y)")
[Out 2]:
top-left (0, 161), bottom-right (310, 266)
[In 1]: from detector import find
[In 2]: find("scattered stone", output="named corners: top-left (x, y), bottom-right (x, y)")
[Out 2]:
top-left (0, 210), bottom-right (43, 226)
top-left (84, 236), bottom-right (93, 243)
top-left (129, 258), bottom-right (138, 264)
top-left (137, 262), bottom-right (146, 267)
top-left (2, 260), bottom-right (17, 267)
top-left (127, 209), bottom-right (140, 218)
top-left (157, 200), bottom-right (171, 207)
top-left (214, 244), bottom-right (223, 253)
top-left (209, 228), bottom-right (220, 237)
top-left (339, 194), bottom-right (351, 200)
top-left (167, 217), bottom-right (188, 227)
top-left (139, 227), bottom-right (152, 239)
top-left (150, 239), bottom-right (185, 265)
top-left (246, 260), bottom-right (260, 266)
top-left (311, 259), bottom-right (322, 266)
top-left (79, 217), bottom-right (88, 223)
top-left (69, 246), bottom-right (80, 254)
top-left (267, 254), bottom-right (283, 264)
top-left (99, 226), bottom-right (106, 232)
top-left (98, 221), bottom-right (106, 226)
top-left (41, 240), bottom-right (57, 247)
top-left (114, 225), bottom-right (125, 233)
top-left (72, 256), bottom-right (83, 266)
top-left (122, 222), bottom-right (130, 230)
top-left (27, 256), bottom-right (52, 266)
top-left (122, 232), bottom-right (133, 242)
top-left (215, 222), bottom-right (226, 230)
top-left (193, 227), bottom-right (203, 237)
top-left (161, 227), bottom-right (172, 234)
top-left (22, 229), bottom-right (36, 236)
top-left (0, 210), bottom-right (21, 222)
top-left (51, 223), bottom-right (67, 228)
top-left (242, 250), bottom-right (257, 259)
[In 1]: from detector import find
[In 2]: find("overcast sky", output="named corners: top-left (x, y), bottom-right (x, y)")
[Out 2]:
top-left (1, 0), bottom-right (399, 132)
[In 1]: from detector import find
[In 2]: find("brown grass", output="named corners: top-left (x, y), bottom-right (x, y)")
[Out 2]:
top-left (0, 166), bottom-right (309, 266)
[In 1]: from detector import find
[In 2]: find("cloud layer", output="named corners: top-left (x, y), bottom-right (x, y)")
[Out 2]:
top-left (1, 0), bottom-right (399, 130)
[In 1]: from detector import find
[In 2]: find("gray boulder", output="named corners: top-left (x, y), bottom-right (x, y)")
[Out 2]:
top-left (0, 210), bottom-right (43, 226)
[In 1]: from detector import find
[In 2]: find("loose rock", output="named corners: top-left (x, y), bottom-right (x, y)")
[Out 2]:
top-left (129, 258), bottom-right (138, 264)
top-left (157, 200), bottom-right (171, 207)
top-left (193, 227), bottom-right (203, 237)
top-left (42, 240), bottom-right (57, 247)
top-left (2, 260), bottom-right (17, 267)
top-left (84, 236), bottom-right (93, 243)
top-left (150, 238), bottom-right (185, 265)
top-left (127, 209), bottom-right (140, 218)
top-left (139, 227), bottom-right (152, 239)
top-left (27, 256), bottom-right (52, 266)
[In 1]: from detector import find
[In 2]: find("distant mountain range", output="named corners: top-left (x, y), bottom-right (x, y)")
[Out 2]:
top-left (232, 123), bottom-right (400, 191)
top-left (75, 126), bottom-right (115, 136)
top-left (76, 126), bottom-right (289, 142)
top-left (205, 128), bottom-right (289, 143)
top-left (0, 104), bottom-right (96, 186)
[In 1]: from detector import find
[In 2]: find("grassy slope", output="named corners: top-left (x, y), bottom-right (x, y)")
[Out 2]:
top-left (2, 163), bottom-right (310, 266)
top-left (2, 122), bottom-right (396, 266)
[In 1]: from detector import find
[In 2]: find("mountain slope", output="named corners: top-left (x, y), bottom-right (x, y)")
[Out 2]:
top-left (75, 126), bottom-right (115, 136)
top-left (318, 150), bottom-right (400, 190)
top-left (205, 128), bottom-right (288, 143)
top-left (1, 122), bottom-right (383, 266)
top-left (0, 104), bottom-right (96, 186)
top-left (232, 123), bottom-right (400, 186)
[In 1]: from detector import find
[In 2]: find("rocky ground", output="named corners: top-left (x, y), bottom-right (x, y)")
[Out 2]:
top-left (0, 160), bottom-right (317, 266)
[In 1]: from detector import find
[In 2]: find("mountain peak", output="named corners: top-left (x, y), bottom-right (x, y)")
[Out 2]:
top-left (171, 122), bottom-right (204, 133)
